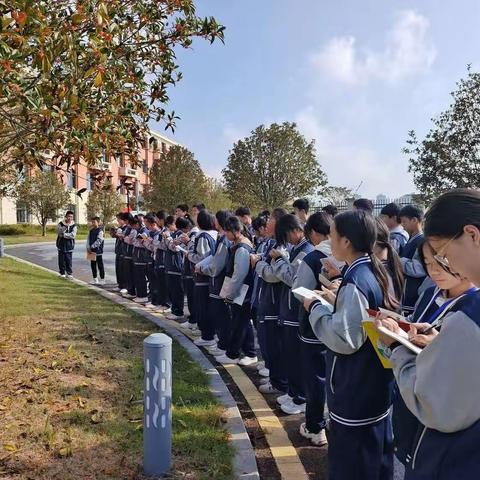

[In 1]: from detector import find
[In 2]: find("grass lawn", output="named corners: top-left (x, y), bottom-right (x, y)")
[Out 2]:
top-left (1, 225), bottom-right (89, 245)
top-left (0, 258), bottom-right (233, 480)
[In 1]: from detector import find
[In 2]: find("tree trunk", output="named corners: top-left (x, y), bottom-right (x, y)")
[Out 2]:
top-left (42, 221), bottom-right (47, 237)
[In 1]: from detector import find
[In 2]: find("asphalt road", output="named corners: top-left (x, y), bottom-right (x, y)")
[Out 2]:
top-left (6, 238), bottom-right (117, 285)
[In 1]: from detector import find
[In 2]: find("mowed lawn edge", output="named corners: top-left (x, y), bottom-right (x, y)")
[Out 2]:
top-left (0, 258), bottom-right (233, 480)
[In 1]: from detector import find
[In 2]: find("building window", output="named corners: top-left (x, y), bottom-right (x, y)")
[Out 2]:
top-left (16, 202), bottom-right (29, 223)
top-left (116, 154), bottom-right (125, 168)
top-left (143, 160), bottom-right (148, 174)
top-left (161, 142), bottom-right (166, 153)
top-left (67, 169), bottom-right (77, 189)
top-left (86, 173), bottom-right (95, 191)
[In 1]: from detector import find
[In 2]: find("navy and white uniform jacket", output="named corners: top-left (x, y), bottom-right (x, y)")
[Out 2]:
top-left (401, 233), bottom-right (427, 313)
top-left (389, 289), bottom-right (480, 479)
top-left (251, 237), bottom-right (270, 309)
top-left (114, 225), bottom-right (128, 256)
top-left (56, 222), bottom-right (78, 252)
top-left (183, 228), bottom-right (199, 280)
top-left (144, 228), bottom-right (160, 260)
top-left (188, 230), bottom-right (217, 286)
top-left (308, 256), bottom-right (394, 426)
top-left (87, 227), bottom-right (104, 255)
top-left (390, 226), bottom-right (409, 255)
top-left (273, 238), bottom-right (314, 327)
top-left (292, 240), bottom-right (332, 344)
top-left (198, 234), bottom-right (231, 300)
top-left (224, 240), bottom-right (254, 305)
top-left (121, 226), bottom-right (134, 259)
top-left (152, 227), bottom-right (167, 269)
top-left (133, 225), bottom-right (152, 265)
top-left (255, 239), bottom-right (284, 322)
top-left (164, 230), bottom-right (184, 275)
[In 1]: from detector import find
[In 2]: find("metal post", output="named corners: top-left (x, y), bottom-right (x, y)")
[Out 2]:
top-left (0, 238), bottom-right (4, 257)
top-left (143, 333), bottom-right (172, 476)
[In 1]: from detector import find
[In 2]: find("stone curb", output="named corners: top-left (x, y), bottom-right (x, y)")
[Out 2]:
top-left (4, 254), bottom-right (260, 480)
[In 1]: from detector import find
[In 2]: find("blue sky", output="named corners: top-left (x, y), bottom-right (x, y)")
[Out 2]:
top-left (152, 0), bottom-right (480, 199)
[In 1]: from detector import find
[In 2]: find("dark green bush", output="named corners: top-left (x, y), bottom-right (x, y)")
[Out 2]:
top-left (0, 225), bottom-right (27, 235)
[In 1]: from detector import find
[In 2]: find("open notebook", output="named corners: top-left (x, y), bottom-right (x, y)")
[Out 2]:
top-left (219, 277), bottom-right (249, 306)
top-left (292, 287), bottom-right (333, 308)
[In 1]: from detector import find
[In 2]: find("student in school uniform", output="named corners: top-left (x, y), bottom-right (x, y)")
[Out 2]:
top-left (189, 210), bottom-right (217, 347)
top-left (353, 198), bottom-right (374, 213)
top-left (175, 204), bottom-right (189, 218)
top-left (56, 210), bottom-right (78, 278)
top-left (235, 206), bottom-right (255, 242)
top-left (387, 238), bottom-right (478, 471)
top-left (191, 203), bottom-right (206, 225)
top-left (271, 214), bottom-right (314, 415)
top-left (120, 215), bottom-right (136, 297)
top-left (196, 210), bottom-right (233, 357)
top-left (399, 205), bottom-right (427, 314)
top-left (143, 214), bottom-right (161, 308)
top-left (292, 212), bottom-right (333, 446)
top-left (322, 204), bottom-right (338, 220)
top-left (251, 214), bottom-right (271, 378)
top-left (292, 198), bottom-right (310, 227)
top-left (112, 212), bottom-right (129, 292)
top-left (164, 216), bottom-right (186, 320)
top-left (376, 188), bottom-right (480, 480)
top-left (250, 208), bottom-right (289, 395)
top-left (132, 215), bottom-right (151, 304)
top-left (215, 215), bottom-right (257, 366)
top-left (152, 210), bottom-right (170, 311)
top-left (87, 216), bottom-right (105, 285)
top-left (303, 210), bottom-right (398, 480)
top-left (380, 203), bottom-right (409, 255)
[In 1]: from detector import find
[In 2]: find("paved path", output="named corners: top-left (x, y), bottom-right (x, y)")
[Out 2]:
top-left (6, 239), bottom-right (117, 285)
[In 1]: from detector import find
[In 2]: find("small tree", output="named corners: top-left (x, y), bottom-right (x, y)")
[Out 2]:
top-left (222, 122), bottom-right (328, 210)
top-left (85, 185), bottom-right (124, 225)
top-left (205, 178), bottom-right (233, 212)
top-left (15, 172), bottom-right (70, 235)
top-left (144, 145), bottom-right (208, 212)
top-left (405, 67), bottom-right (480, 202)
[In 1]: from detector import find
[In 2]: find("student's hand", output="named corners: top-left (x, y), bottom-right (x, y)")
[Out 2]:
top-left (375, 318), bottom-right (401, 347)
top-left (323, 260), bottom-right (341, 279)
top-left (269, 249), bottom-right (281, 259)
top-left (162, 231), bottom-right (170, 239)
top-left (194, 265), bottom-right (201, 273)
top-left (250, 254), bottom-right (261, 268)
top-left (303, 296), bottom-right (316, 311)
top-left (408, 323), bottom-right (438, 348)
top-left (318, 286), bottom-right (336, 305)
top-left (329, 279), bottom-right (342, 291)
top-left (87, 248), bottom-right (91, 253)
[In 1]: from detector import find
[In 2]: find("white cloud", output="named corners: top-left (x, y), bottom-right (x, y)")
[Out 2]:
top-left (222, 124), bottom-right (246, 146)
top-left (295, 107), bottom-right (414, 197)
top-left (310, 10), bottom-right (436, 85)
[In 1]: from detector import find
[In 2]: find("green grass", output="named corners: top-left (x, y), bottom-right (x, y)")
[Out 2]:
top-left (0, 258), bottom-right (233, 480)
top-left (1, 224), bottom-right (89, 245)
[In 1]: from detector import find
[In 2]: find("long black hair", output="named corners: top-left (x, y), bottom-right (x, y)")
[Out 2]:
top-left (425, 188), bottom-right (480, 238)
top-left (197, 209), bottom-right (216, 231)
top-left (375, 217), bottom-right (404, 302)
top-left (335, 210), bottom-right (398, 310)
top-left (215, 210), bottom-right (233, 230)
top-left (275, 214), bottom-right (303, 246)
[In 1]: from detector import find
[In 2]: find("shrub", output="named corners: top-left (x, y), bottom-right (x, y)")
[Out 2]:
top-left (0, 225), bottom-right (27, 235)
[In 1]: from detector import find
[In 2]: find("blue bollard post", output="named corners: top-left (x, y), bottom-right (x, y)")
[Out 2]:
top-left (143, 333), bottom-right (172, 476)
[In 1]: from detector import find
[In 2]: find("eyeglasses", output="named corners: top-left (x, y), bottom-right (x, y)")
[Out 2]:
top-left (432, 232), bottom-right (462, 270)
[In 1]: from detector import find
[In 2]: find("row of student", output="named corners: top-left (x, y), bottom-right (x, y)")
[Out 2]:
top-left (297, 190), bottom-right (480, 480)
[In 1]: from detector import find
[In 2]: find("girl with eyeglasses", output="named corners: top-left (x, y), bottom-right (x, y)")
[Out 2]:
top-left (377, 188), bottom-right (480, 480)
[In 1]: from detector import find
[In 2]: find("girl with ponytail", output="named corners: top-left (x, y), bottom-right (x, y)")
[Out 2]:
top-left (304, 210), bottom-right (395, 480)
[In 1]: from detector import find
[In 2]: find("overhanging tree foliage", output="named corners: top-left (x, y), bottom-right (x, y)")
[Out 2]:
top-left (144, 145), bottom-right (208, 212)
top-left (0, 0), bottom-right (224, 172)
top-left (14, 172), bottom-right (70, 235)
top-left (222, 122), bottom-right (328, 210)
top-left (405, 67), bottom-right (480, 202)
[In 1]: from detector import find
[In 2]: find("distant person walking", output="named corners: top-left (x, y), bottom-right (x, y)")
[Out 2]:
top-left (56, 210), bottom-right (77, 278)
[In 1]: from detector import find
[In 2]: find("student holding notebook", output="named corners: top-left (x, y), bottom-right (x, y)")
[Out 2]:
top-left (377, 189), bottom-right (480, 480)
top-left (303, 210), bottom-right (396, 480)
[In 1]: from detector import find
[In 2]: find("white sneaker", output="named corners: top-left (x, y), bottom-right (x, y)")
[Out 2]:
top-left (238, 356), bottom-right (258, 367)
top-left (208, 346), bottom-right (226, 357)
top-left (143, 302), bottom-right (155, 308)
top-left (256, 361), bottom-right (265, 371)
top-left (59, 273), bottom-right (66, 278)
top-left (124, 293), bottom-right (136, 299)
top-left (90, 278), bottom-right (99, 285)
top-left (166, 313), bottom-right (184, 320)
top-left (162, 307), bottom-right (172, 314)
top-left (66, 274), bottom-right (74, 279)
top-left (191, 328), bottom-right (201, 337)
top-left (276, 393), bottom-right (293, 406)
top-left (214, 334), bottom-right (219, 342)
top-left (134, 297), bottom-right (149, 304)
top-left (120, 289), bottom-right (128, 295)
top-left (193, 338), bottom-right (216, 347)
top-left (299, 423), bottom-right (328, 446)
top-left (215, 354), bottom-right (239, 365)
top-left (258, 383), bottom-right (282, 394)
top-left (280, 400), bottom-right (306, 415)
top-left (99, 279), bottom-right (106, 285)
top-left (259, 377), bottom-right (270, 385)
top-left (179, 321), bottom-right (195, 329)
top-left (258, 367), bottom-right (270, 377)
